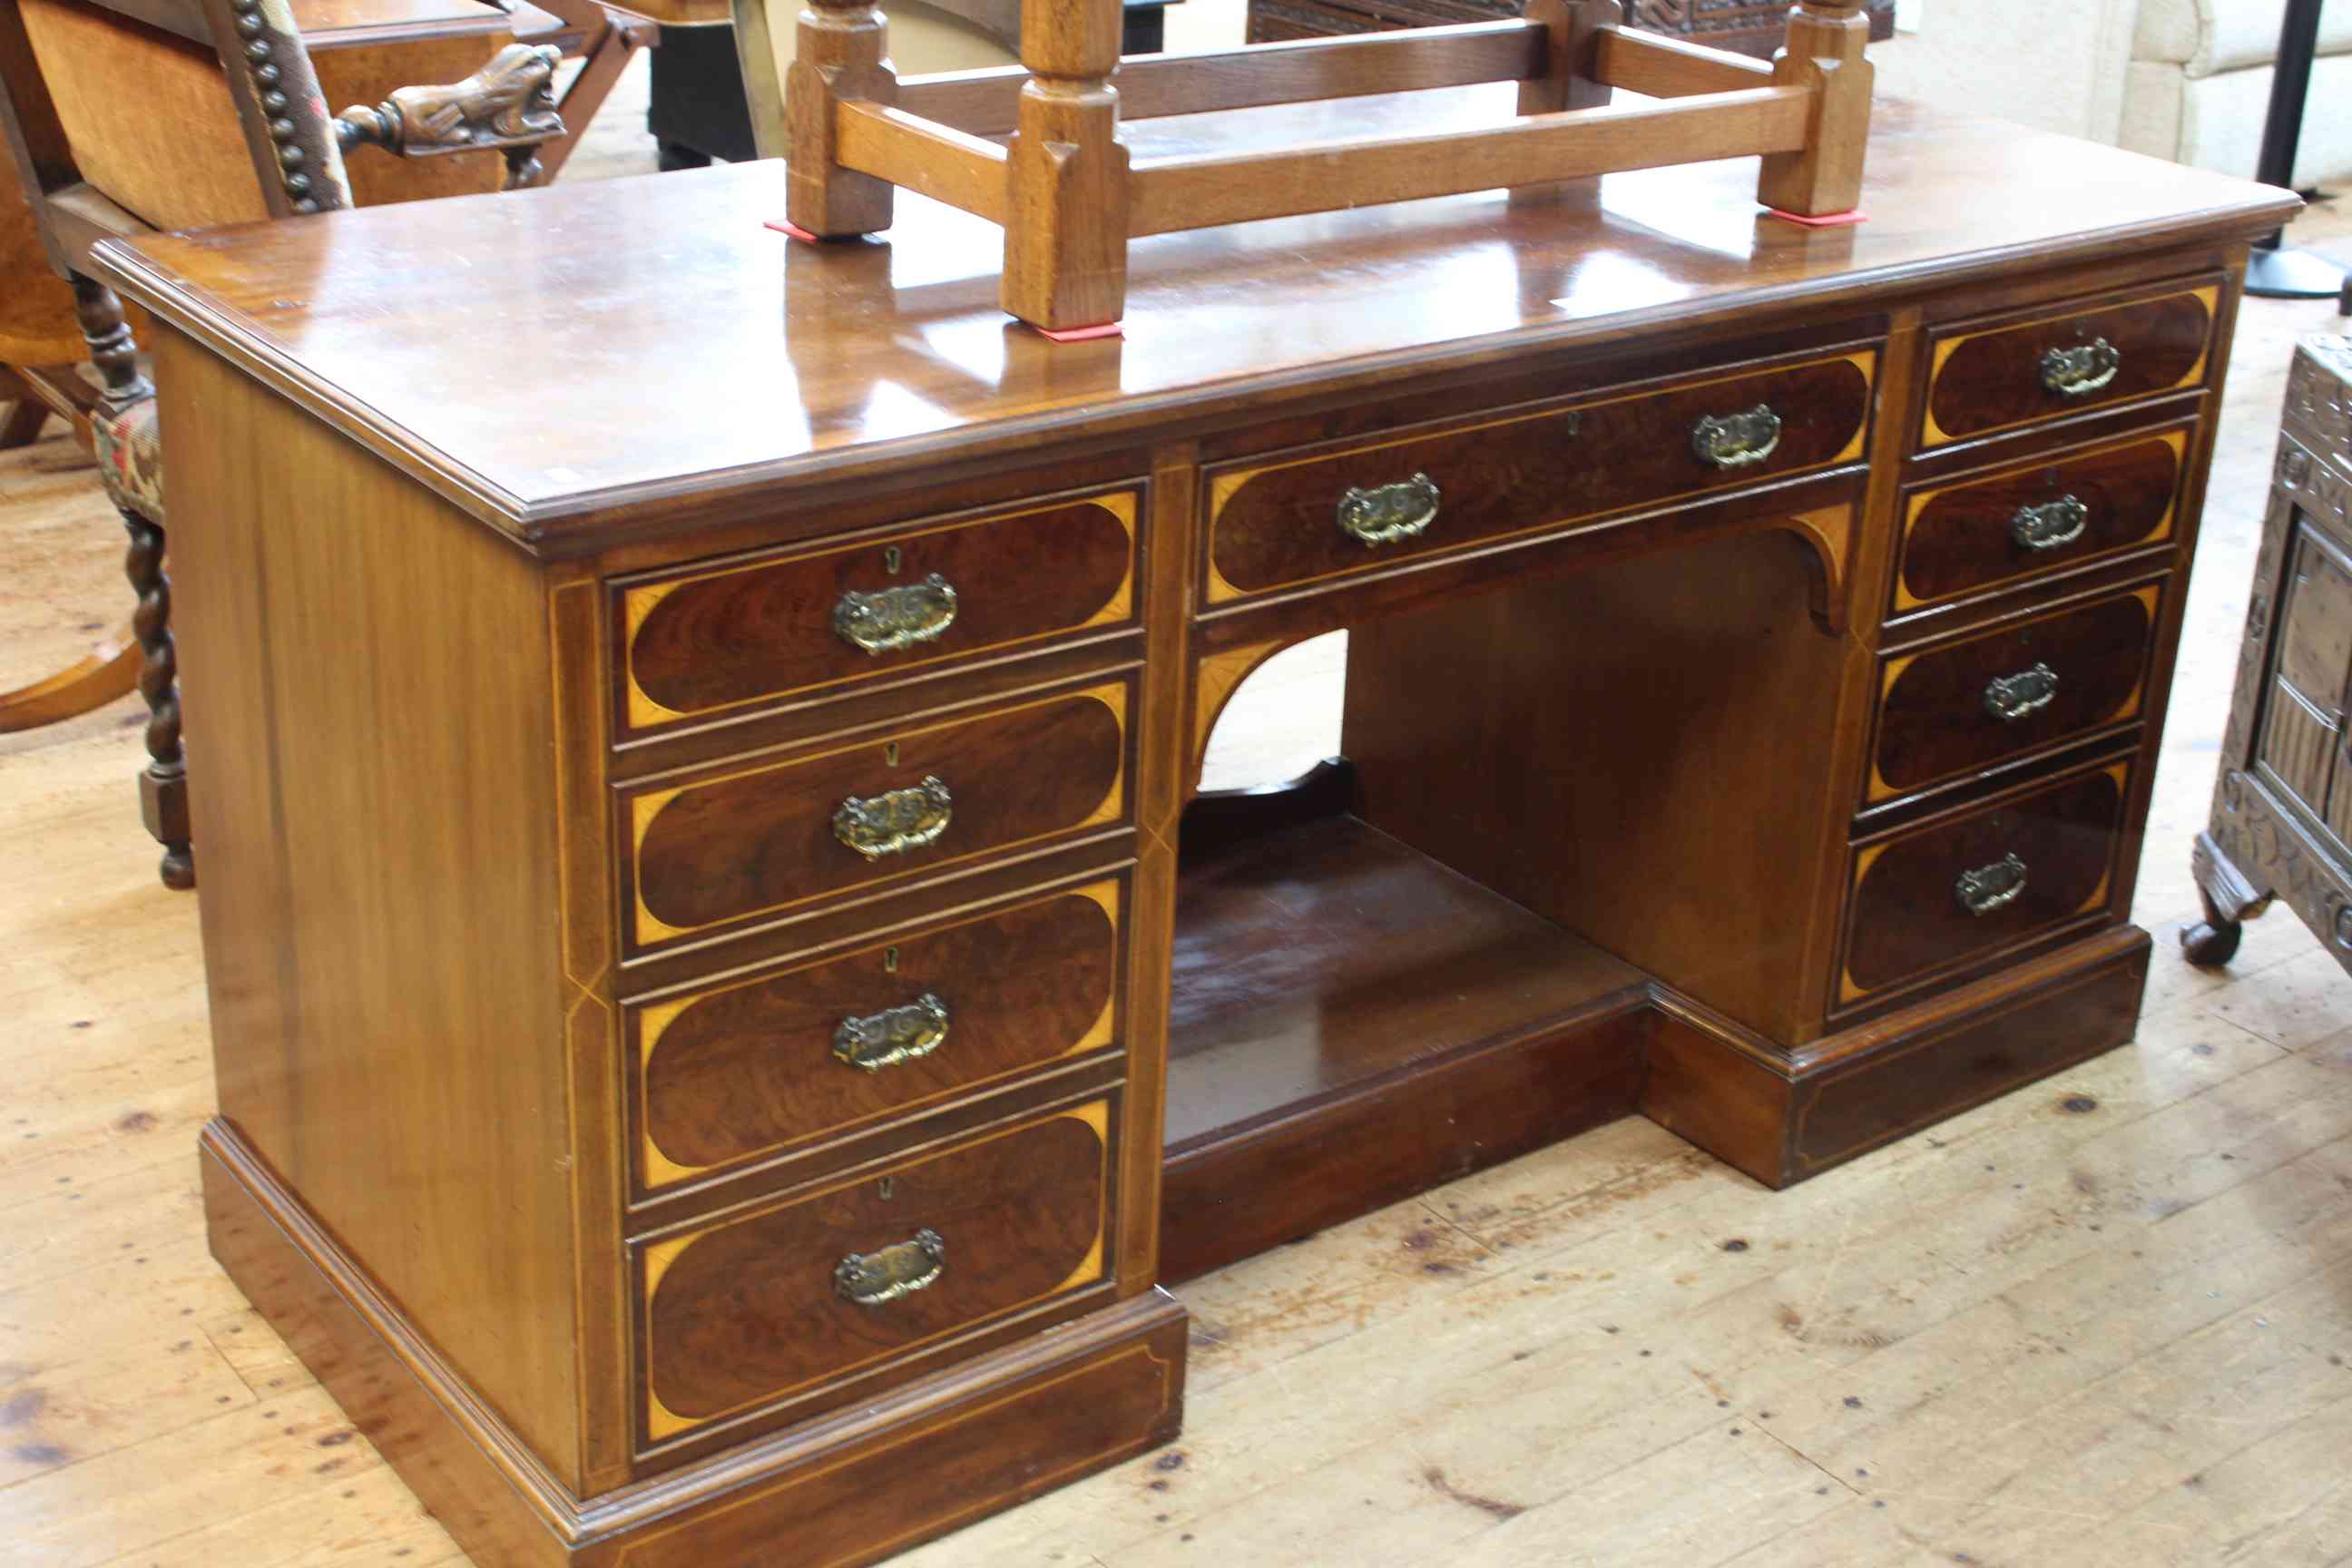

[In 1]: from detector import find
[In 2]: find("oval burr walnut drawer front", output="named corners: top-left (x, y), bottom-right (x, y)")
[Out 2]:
top-left (630, 879), bottom-right (1123, 1195)
top-left (637, 1098), bottom-right (1112, 1443)
top-left (1869, 584), bottom-right (2162, 803)
top-left (615, 490), bottom-right (1138, 735)
top-left (1895, 427), bottom-right (2188, 611)
top-left (1201, 351), bottom-right (1874, 603)
top-left (1840, 761), bottom-right (2132, 1007)
top-left (1921, 285), bottom-right (2216, 449)
top-left (624, 681), bottom-right (1130, 951)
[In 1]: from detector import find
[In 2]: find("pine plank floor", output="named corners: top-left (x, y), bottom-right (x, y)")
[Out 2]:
top-left (4, 61), bottom-right (2351, 1567)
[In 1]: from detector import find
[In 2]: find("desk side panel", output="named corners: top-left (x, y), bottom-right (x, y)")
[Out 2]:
top-left (159, 329), bottom-right (584, 1487)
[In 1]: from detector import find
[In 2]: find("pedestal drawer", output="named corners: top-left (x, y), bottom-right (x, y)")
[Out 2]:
top-left (1895, 426), bottom-right (2187, 612)
top-left (615, 489), bottom-right (1139, 737)
top-left (623, 680), bottom-right (1131, 952)
top-left (629, 878), bottom-right (1125, 1197)
top-left (1202, 350), bottom-right (1873, 604)
top-left (1921, 283), bottom-right (2216, 449)
top-left (1839, 760), bottom-right (2132, 1008)
top-left (1868, 583), bottom-right (2161, 803)
top-left (636, 1098), bottom-right (1113, 1445)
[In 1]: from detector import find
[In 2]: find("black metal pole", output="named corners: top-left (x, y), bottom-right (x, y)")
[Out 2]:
top-left (2246, 0), bottom-right (2347, 301)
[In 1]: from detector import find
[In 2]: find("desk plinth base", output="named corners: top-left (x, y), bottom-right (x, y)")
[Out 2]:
top-left (1161, 910), bottom-right (2152, 1280)
top-left (1643, 925), bottom-right (2154, 1189)
top-left (197, 1121), bottom-right (1188, 1568)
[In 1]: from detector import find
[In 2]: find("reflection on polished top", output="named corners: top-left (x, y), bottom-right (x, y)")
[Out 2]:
top-left (95, 91), bottom-right (2291, 549)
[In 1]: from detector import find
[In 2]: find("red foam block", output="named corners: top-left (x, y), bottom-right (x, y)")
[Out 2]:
top-left (1031, 319), bottom-right (1124, 342)
top-left (765, 218), bottom-right (821, 242)
top-left (1762, 207), bottom-right (1868, 228)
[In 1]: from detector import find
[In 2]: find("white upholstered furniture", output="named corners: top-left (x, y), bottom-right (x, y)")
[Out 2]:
top-left (1876, 0), bottom-right (2344, 186)
top-left (2122, 0), bottom-right (2351, 185)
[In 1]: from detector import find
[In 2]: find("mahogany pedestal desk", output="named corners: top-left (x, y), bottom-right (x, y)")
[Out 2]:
top-left (93, 93), bottom-right (2295, 1568)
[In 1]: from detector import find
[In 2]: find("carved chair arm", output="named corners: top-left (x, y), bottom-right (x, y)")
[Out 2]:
top-left (333, 43), bottom-right (567, 191)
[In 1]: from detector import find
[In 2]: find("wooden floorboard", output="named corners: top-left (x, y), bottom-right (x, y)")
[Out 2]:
top-left (4, 54), bottom-right (2351, 1567)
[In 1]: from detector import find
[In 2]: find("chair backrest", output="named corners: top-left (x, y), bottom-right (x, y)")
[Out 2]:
top-left (0, 121), bottom-right (80, 362)
top-left (0, 0), bottom-right (546, 288)
top-left (0, 0), bottom-right (358, 273)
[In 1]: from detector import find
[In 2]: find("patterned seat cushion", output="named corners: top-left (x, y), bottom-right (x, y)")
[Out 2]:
top-left (91, 396), bottom-right (163, 522)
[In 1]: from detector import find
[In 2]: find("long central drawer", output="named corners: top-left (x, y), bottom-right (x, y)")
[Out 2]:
top-left (1200, 348), bottom-right (1875, 605)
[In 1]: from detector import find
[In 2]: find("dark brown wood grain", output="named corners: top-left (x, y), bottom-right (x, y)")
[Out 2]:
top-left (619, 1295), bottom-right (1187, 1568)
top-left (636, 887), bottom-right (1121, 1183)
top-left (1160, 812), bottom-right (1649, 1277)
top-left (642, 1106), bottom-right (1108, 1423)
top-left (1164, 813), bottom-right (1646, 1146)
top-left (206, 1114), bottom-right (1186, 1568)
top-left (1793, 928), bottom-right (2148, 1176)
top-left (90, 102), bottom-right (2294, 556)
top-left (622, 494), bottom-right (1135, 726)
top-left (1897, 430), bottom-right (2184, 609)
top-left (1872, 586), bottom-right (2159, 799)
top-left (629, 683), bottom-right (1127, 942)
top-left (1844, 763), bottom-right (2130, 999)
top-left (109, 84), bottom-right (2288, 1568)
top-left (1204, 353), bottom-right (1869, 599)
top-left (1924, 287), bottom-right (2214, 446)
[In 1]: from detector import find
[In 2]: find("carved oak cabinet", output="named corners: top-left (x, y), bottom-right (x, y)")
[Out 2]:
top-left (93, 93), bottom-right (2293, 1568)
top-left (2187, 337), bottom-right (2352, 969)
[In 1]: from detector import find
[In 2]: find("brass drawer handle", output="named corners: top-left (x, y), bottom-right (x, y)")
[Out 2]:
top-left (1983, 662), bottom-right (2060, 723)
top-left (1954, 852), bottom-right (2028, 916)
top-left (2011, 495), bottom-right (2089, 553)
top-left (1691, 404), bottom-right (1782, 470)
top-left (834, 993), bottom-right (949, 1072)
top-left (835, 1228), bottom-right (946, 1306)
top-left (833, 775), bottom-right (953, 860)
top-left (834, 573), bottom-right (959, 655)
top-left (2040, 338), bottom-right (2121, 398)
top-left (1337, 472), bottom-right (1440, 547)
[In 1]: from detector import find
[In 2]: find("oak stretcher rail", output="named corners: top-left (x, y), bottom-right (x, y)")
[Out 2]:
top-left (773, 0), bottom-right (1874, 331)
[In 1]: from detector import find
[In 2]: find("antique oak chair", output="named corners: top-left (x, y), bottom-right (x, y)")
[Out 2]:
top-left (0, 0), bottom-right (571, 736)
top-left (0, 0), bottom-right (566, 886)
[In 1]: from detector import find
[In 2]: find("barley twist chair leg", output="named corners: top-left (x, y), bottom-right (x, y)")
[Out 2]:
top-left (122, 508), bottom-right (193, 890)
top-left (72, 276), bottom-right (191, 891)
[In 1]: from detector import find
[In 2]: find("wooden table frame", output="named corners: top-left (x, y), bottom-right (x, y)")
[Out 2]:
top-left (766, 0), bottom-right (1873, 331)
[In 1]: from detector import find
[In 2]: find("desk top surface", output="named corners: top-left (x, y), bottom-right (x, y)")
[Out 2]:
top-left (93, 91), bottom-right (2294, 554)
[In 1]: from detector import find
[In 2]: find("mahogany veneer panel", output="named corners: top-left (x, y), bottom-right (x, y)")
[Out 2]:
top-left (640, 1100), bottom-right (1112, 1436)
top-left (625, 681), bottom-right (1129, 947)
top-left (632, 881), bottom-right (1123, 1193)
top-left (1871, 583), bottom-right (2161, 800)
top-left (1923, 285), bottom-right (2216, 447)
top-left (619, 491), bottom-right (1138, 731)
top-left (1843, 760), bottom-right (2132, 1003)
top-left (1203, 352), bottom-right (1871, 602)
top-left (1896, 427), bottom-right (2187, 611)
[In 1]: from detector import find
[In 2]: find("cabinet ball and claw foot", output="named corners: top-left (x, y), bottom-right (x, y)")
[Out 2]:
top-left (87, 5), bottom-right (2300, 1562)
top-left (2186, 337), bottom-right (2352, 975)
